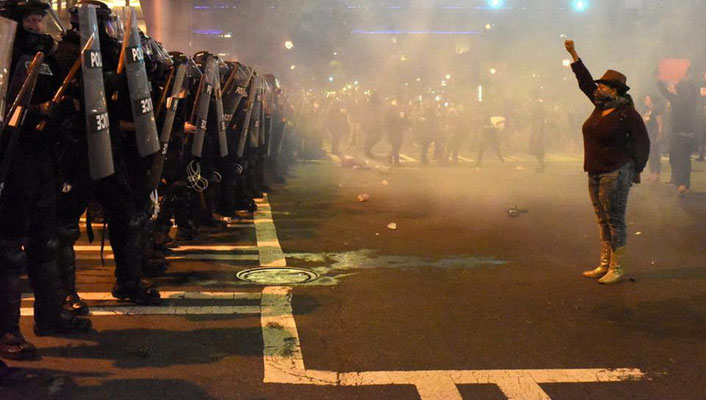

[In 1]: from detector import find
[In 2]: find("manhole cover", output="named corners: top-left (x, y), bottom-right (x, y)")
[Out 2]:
top-left (236, 267), bottom-right (319, 285)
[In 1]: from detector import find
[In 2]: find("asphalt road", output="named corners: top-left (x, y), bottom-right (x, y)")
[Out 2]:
top-left (3, 148), bottom-right (706, 399)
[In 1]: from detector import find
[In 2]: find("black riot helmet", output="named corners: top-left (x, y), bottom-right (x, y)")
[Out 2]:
top-left (169, 51), bottom-right (189, 66)
top-left (192, 50), bottom-right (214, 68)
top-left (1, 0), bottom-right (59, 55)
top-left (68, 1), bottom-right (122, 40)
top-left (0, 0), bottom-right (49, 21)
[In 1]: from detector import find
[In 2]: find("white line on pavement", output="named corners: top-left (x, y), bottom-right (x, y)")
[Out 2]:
top-left (22, 291), bottom-right (261, 301)
top-left (399, 153), bottom-right (417, 162)
top-left (75, 254), bottom-right (259, 261)
top-left (21, 291), bottom-right (262, 316)
top-left (254, 195), bottom-right (287, 268)
top-left (21, 305), bottom-right (260, 317)
top-left (73, 245), bottom-right (258, 252)
top-left (259, 286), bottom-right (646, 399)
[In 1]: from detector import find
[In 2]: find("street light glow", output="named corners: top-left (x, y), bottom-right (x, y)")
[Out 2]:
top-left (572, 0), bottom-right (588, 12)
top-left (284, 40), bottom-right (294, 50)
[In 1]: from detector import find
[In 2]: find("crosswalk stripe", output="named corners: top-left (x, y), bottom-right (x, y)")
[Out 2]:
top-left (399, 153), bottom-right (417, 162)
top-left (21, 305), bottom-right (260, 316)
top-left (22, 291), bottom-right (262, 301)
top-left (73, 245), bottom-right (258, 253)
top-left (75, 253), bottom-right (259, 261)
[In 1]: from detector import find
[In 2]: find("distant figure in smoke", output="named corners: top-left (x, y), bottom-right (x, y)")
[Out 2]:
top-left (565, 40), bottom-right (650, 284)
top-left (657, 72), bottom-right (699, 195)
top-left (324, 99), bottom-right (348, 156)
top-left (415, 103), bottom-right (440, 165)
top-left (363, 91), bottom-right (384, 158)
top-left (642, 95), bottom-right (665, 184)
top-left (529, 99), bottom-right (547, 172)
top-left (442, 107), bottom-right (467, 164)
top-left (476, 115), bottom-right (505, 167)
top-left (384, 99), bottom-right (408, 167)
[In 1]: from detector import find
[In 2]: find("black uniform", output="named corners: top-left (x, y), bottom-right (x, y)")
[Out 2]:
top-left (0, 1), bottom-right (91, 362)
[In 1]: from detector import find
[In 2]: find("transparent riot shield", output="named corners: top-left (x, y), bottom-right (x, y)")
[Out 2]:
top-left (0, 16), bottom-right (17, 123)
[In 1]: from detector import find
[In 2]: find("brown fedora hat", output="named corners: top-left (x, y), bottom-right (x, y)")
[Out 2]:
top-left (595, 69), bottom-right (630, 92)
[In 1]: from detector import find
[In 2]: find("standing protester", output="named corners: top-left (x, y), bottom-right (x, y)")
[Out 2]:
top-left (476, 114), bottom-right (505, 167)
top-left (565, 40), bottom-right (650, 285)
top-left (642, 95), bottom-right (665, 184)
top-left (0, 0), bottom-right (92, 362)
top-left (657, 73), bottom-right (699, 195)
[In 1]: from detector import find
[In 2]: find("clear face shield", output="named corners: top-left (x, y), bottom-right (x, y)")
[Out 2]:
top-left (45, 6), bottom-right (66, 38)
top-left (145, 36), bottom-right (173, 66)
top-left (102, 14), bottom-right (123, 41)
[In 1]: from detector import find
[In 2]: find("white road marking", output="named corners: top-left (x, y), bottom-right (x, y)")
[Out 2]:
top-left (254, 195), bottom-right (287, 268)
top-left (259, 286), bottom-right (646, 399)
top-left (73, 245), bottom-right (258, 252)
top-left (21, 291), bottom-right (262, 316)
top-left (21, 305), bottom-right (260, 316)
top-left (399, 153), bottom-right (417, 162)
top-left (22, 291), bottom-right (261, 301)
top-left (74, 254), bottom-right (259, 261)
top-left (167, 254), bottom-right (259, 261)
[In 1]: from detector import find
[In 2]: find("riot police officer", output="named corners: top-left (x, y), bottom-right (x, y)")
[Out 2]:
top-left (54, 1), bottom-right (159, 309)
top-left (0, 0), bottom-right (92, 361)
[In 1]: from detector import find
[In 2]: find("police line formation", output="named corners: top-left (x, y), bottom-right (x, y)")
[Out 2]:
top-left (0, 0), bottom-right (293, 362)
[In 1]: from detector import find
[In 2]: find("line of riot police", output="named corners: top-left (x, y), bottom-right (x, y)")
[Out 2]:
top-left (0, 0), bottom-right (291, 368)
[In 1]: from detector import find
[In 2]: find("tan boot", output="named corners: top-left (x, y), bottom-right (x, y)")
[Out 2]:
top-left (582, 242), bottom-right (611, 278)
top-left (598, 246), bottom-right (625, 284)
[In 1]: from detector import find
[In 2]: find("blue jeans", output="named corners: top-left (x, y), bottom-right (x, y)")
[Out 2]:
top-left (588, 162), bottom-right (633, 250)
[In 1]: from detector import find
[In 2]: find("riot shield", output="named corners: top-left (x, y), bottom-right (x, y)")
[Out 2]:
top-left (147, 62), bottom-right (186, 190)
top-left (237, 74), bottom-right (258, 158)
top-left (79, 4), bottom-right (114, 180)
top-left (121, 7), bottom-right (159, 157)
top-left (263, 82), bottom-right (275, 156)
top-left (211, 62), bottom-right (227, 158)
top-left (222, 63), bottom-right (251, 118)
top-left (0, 17), bottom-right (16, 124)
top-left (248, 77), bottom-right (262, 149)
top-left (190, 55), bottom-right (215, 158)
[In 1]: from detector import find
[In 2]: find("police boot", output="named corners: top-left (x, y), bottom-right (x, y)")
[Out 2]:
top-left (57, 225), bottom-right (89, 316)
top-left (175, 219), bottom-right (200, 242)
top-left (582, 241), bottom-right (611, 279)
top-left (143, 250), bottom-right (169, 278)
top-left (29, 261), bottom-right (92, 337)
top-left (0, 274), bottom-right (37, 361)
top-left (599, 247), bottom-right (626, 285)
top-left (111, 279), bottom-right (161, 305)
